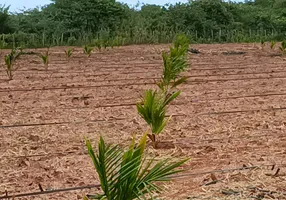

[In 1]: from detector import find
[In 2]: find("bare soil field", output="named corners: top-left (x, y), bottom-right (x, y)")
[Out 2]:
top-left (1, 43), bottom-right (286, 199)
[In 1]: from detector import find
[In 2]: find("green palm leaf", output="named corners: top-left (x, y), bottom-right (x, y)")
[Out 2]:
top-left (136, 90), bottom-right (168, 135)
top-left (86, 133), bottom-right (189, 200)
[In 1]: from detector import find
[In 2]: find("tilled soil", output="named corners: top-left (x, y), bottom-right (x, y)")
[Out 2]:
top-left (0, 43), bottom-right (286, 199)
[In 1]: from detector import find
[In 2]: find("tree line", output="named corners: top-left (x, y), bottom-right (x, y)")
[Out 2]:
top-left (0, 0), bottom-right (286, 48)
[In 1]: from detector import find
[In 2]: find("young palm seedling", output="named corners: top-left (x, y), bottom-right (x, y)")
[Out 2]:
top-left (85, 133), bottom-right (188, 200)
top-left (83, 45), bottom-right (93, 57)
top-left (64, 48), bottom-right (73, 60)
top-left (39, 49), bottom-right (50, 70)
top-left (261, 40), bottom-right (265, 50)
top-left (137, 89), bottom-right (180, 147)
top-left (270, 41), bottom-right (276, 50)
top-left (94, 40), bottom-right (102, 51)
top-left (137, 34), bottom-right (190, 147)
top-left (279, 40), bottom-right (286, 55)
top-left (3, 49), bottom-right (22, 80)
top-left (103, 40), bottom-right (109, 49)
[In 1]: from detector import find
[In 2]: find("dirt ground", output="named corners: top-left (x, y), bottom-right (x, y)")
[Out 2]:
top-left (1, 43), bottom-right (286, 199)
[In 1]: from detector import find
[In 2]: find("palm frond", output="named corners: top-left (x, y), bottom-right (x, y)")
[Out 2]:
top-left (171, 77), bottom-right (188, 89)
top-left (3, 48), bottom-right (23, 80)
top-left (84, 45), bottom-right (94, 57)
top-left (64, 48), bottom-right (73, 58)
top-left (160, 46), bottom-right (188, 90)
top-left (270, 41), bottom-right (276, 49)
top-left (136, 90), bottom-right (168, 135)
top-left (173, 33), bottom-right (189, 50)
top-left (86, 133), bottom-right (189, 200)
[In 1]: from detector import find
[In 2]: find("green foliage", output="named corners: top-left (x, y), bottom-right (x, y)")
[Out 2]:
top-left (2, 0), bottom-right (286, 47)
top-left (85, 133), bottom-right (188, 200)
top-left (271, 41), bottom-right (276, 49)
top-left (93, 40), bottom-right (102, 51)
top-left (39, 49), bottom-right (49, 70)
top-left (137, 89), bottom-right (181, 144)
top-left (280, 40), bottom-right (286, 55)
top-left (137, 90), bottom-right (166, 135)
top-left (261, 40), bottom-right (265, 49)
top-left (137, 34), bottom-right (189, 146)
top-left (158, 34), bottom-right (189, 93)
top-left (0, 5), bottom-right (13, 34)
top-left (3, 48), bottom-right (22, 80)
top-left (64, 48), bottom-right (73, 59)
top-left (84, 45), bottom-right (93, 57)
top-left (173, 33), bottom-right (190, 50)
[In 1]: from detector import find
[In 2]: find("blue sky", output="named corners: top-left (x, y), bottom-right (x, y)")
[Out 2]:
top-left (3, 0), bottom-right (188, 11)
top-left (4, 0), bottom-right (243, 11)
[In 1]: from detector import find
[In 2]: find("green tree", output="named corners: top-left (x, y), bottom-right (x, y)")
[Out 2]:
top-left (0, 5), bottom-right (13, 33)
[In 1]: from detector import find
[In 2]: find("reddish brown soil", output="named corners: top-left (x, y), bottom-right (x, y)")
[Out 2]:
top-left (1, 43), bottom-right (286, 199)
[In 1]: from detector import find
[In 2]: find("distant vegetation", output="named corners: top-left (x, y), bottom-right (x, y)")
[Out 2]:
top-left (0, 0), bottom-right (286, 48)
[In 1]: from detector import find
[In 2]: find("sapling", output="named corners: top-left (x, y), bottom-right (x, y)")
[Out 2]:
top-left (157, 33), bottom-right (189, 95)
top-left (94, 40), bottom-right (102, 51)
top-left (64, 48), bottom-right (73, 60)
top-left (261, 40), bottom-right (265, 50)
top-left (279, 40), bottom-right (286, 55)
top-left (137, 89), bottom-right (180, 147)
top-left (270, 41), bottom-right (276, 49)
top-left (85, 133), bottom-right (188, 200)
top-left (39, 49), bottom-right (50, 70)
top-left (3, 49), bottom-right (22, 80)
top-left (83, 45), bottom-right (93, 57)
top-left (103, 40), bottom-right (109, 49)
top-left (137, 33), bottom-right (190, 147)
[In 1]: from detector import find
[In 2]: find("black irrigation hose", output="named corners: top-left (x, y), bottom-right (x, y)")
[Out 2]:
top-left (0, 163), bottom-right (284, 199)
top-left (0, 184), bottom-right (101, 199)
top-left (0, 117), bottom-right (127, 128)
top-left (2, 68), bottom-right (286, 82)
top-left (4, 91), bottom-right (286, 114)
top-left (0, 82), bottom-right (155, 93)
top-left (1, 132), bottom-right (285, 160)
top-left (0, 60), bottom-right (284, 75)
top-left (1, 106), bottom-right (286, 129)
top-left (3, 91), bottom-right (286, 115)
top-left (2, 75), bottom-right (286, 93)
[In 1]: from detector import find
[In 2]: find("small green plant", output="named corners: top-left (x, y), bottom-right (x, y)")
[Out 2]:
top-left (270, 41), bottom-right (276, 49)
top-left (64, 48), bottom-right (73, 60)
top-left (137, 90), bottom-right (180, 146)
top-left (113, 36), bottom-right (123, 47)
top-left (261, 40), bottom-right (265, 49)
top-left (103, 40), bottom-right (109, 49)
top-left (3, 49), bottom-right (22, 80)
top-left (85, 133), bottom-right (188, 200)
top-left (279, 40), bottom-right (286, 55)
top-left (94, 40), bottom-right (102, 51)
top-left (39, 49), bottom-right (50, 70)
top-left (157, 33), bottom-right (189, 95)
top-left (84, 45), bottom-right (93, 57)
top-left (16, 46), bottom-right (24, 53)
top-left (137, 33), bottom-right (190, 147)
